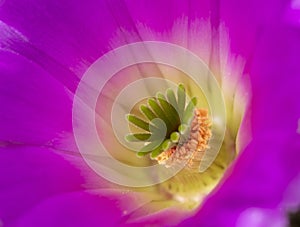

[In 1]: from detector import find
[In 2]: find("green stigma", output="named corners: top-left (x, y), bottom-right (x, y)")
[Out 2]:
top-left (125, 84), bottom-right (197, 159)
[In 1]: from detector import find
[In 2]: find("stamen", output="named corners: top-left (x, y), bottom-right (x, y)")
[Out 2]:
top-left (154, 108), bottom-right (212, 169)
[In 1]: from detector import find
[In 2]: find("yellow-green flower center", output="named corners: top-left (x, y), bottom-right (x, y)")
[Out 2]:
top-left (125, 83), bottom-right (231, 208)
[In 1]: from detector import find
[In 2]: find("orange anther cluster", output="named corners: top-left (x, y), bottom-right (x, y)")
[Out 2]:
top-left (154, 108), bottom-right (212, 169)
top-left (188, 109), bottom-right (212, 169)
top-left (156, 147), bottom-right (176, 165)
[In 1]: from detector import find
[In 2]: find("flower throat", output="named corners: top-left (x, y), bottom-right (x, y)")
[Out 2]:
top-left (125, 83), bottom-right (232, 207)
top-left (125, 84), bottom-right (211, 169)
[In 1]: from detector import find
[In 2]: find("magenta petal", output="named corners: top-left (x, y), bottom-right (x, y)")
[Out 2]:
top-left (284, 1), bottom-right (300, 27)
top-left (250, 25), bottom-right (300, 134)
top-left (16, 192), bottom-right (123, 227)
top-left (0, 0), bottom-right (287, 79)
top-left (124, 0), bottom-right (211, 30)
top-left (0, 50), bottom-right (72, 144)
top-left (236, 208), bottom-right (287, 227)
top-left (0, 0), bottom-right (142, 81)
top-left (0, 146), bottom-right (85, 225)
top-left (219, 0), bottom-right (288, 57)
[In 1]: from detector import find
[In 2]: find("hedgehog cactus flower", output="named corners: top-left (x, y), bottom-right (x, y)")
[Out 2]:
top-left (72, 36), bottom-right (246, 210)
top-left (1, 1), bottom-right (300, 227)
